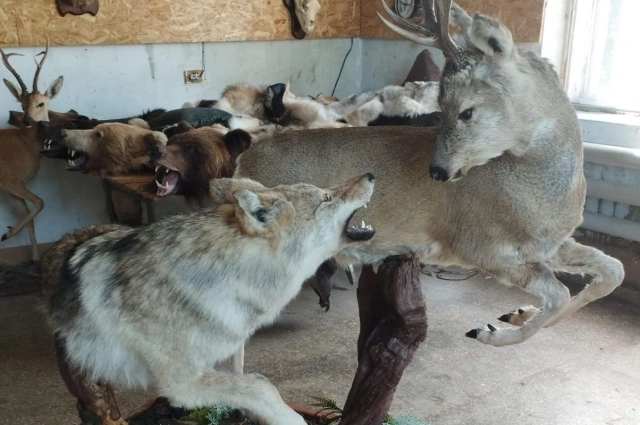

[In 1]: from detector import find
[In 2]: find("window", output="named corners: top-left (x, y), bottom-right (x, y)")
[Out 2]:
top-left (565, 0), bottom-right (640, 114)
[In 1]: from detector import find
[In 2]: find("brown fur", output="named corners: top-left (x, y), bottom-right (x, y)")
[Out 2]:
top-left (60, 123), bottom-right (167, 176)
top-left (150, 124), bottom-right (251, 206)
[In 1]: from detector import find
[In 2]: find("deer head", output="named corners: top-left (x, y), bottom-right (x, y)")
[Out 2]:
top-left (294, 0), bottom-right (322, 33)
top-left (379, 0), bottom-right (548, 182)
top-left (1, 40), bottom-right (64, 127)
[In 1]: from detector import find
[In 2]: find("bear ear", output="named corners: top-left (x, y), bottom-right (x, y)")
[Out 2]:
top-left (223, 129), bottom-right (252, 159)
top-left (163, 121), bottom-right (195, 139)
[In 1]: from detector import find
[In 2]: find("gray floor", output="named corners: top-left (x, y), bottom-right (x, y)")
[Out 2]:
top-left (1, 270), bottom-right (639, 425)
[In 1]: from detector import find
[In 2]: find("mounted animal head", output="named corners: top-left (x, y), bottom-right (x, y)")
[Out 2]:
top-left (1, 41), bottom-right (64, 126)
top-left (379, 0), bottom-right (572, 182)
top-left (295, 0), bottom-right (322, 33)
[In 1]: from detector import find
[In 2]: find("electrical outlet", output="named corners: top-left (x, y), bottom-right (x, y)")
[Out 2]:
top-left (184, 70), bottom-right (204, 84)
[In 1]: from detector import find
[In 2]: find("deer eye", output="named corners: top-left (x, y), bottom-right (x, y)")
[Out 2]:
top-left (458, 108), bottom-right (473, 121)
top-left (323, 193), bottom-right (332, 202)
top-left (37, 102), bottom-right (44, 108)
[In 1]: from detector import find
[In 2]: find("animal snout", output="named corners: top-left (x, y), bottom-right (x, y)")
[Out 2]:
top-left (429, 165), bottom-right (449, 182)
top-left (365, 172), bottom-right (375, 182)
top-left (23, 116), bottom-right (35, 126)
top-left (59, 129), bottom-right (68, 138)
top-left (149, 144), bottom-right (164, 161)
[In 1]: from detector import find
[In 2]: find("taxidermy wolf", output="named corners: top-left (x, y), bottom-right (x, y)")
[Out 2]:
top-left (235, 0), bottom-right (625, 346)
top-left (41, 173), bottom-right (375, 425)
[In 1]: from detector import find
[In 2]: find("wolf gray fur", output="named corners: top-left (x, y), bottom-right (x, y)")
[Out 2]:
top-left (41, 174), bottom-right (375, 425)
top-left (235, 0), bottom-right (625, 347)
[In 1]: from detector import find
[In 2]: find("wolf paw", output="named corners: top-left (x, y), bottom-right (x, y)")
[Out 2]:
top-left (497, 305), bottom-right (538, 326)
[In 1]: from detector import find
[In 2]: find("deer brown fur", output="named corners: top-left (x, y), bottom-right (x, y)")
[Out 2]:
top-left (0, 41), bottom-right (64, 261)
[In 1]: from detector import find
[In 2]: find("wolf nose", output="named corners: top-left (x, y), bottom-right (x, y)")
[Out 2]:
top-left (149, 145), bottom-right (163, 161)
top-left (365, 172), bottom-right (375, 182)
top-left (429, 166), bottom-right (448, 182)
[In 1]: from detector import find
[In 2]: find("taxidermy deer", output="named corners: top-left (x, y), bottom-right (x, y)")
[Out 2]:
top-left (236, 0), bottom-right (625, 346)
top-left (0, 42), bottom-right (64, 262)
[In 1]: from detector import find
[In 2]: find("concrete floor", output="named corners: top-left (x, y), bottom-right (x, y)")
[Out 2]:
top-left (1, 270), bottom-right (639, 425)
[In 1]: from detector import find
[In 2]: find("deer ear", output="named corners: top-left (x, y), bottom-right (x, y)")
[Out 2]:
top-left (470, 14), bottom-right (514, 58)
top-left (45, 76), bottom-right (64, 99)
top-left (3, 79), bottom-right (22, 101)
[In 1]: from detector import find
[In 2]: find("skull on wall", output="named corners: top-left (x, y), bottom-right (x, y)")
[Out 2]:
top-left (294, 0), bottom-right (322, 33)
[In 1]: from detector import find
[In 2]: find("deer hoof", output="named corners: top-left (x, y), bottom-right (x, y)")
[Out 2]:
top-left (465, 329), bottom-right (479, 339)
top-left (1, 233), bottom-right (7, 242)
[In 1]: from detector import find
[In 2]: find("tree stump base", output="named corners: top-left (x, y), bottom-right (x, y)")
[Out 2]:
top-left (340, 254), bottom-right (428, 425)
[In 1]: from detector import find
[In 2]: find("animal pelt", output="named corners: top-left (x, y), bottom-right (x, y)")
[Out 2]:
top-left (327, 81), bottom-right (441, 126)
top-left (41, 174), bottom-right (374, 425)
top-left (58, 123), bottom-right (168, 176)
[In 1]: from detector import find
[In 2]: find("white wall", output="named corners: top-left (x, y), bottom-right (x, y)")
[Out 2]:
top-left (360, 39), bottom-right (444, 91)
top-left (0, 38), bottom-right (363, 250)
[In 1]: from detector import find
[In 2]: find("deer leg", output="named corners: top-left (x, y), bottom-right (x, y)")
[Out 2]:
top-left (1, 184), bottom-right (44, 249)
top-left (9, 195), bottom-right (40, 261)
top-left (466, 264), bottom-right (570, 347)
top-left (54, 334), bottom-right (127, 425)
top-left (544, 239), bottom-right (624, 327)
top-left (159, 371), bottom-right (306, 425)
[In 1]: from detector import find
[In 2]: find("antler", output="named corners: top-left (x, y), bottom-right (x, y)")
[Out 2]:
top-left (32, 38), bottom-right (50, 93)
top-left (0, 49), bottom-right (28, 94)
top-left (378, 0), bottom-right (469, 69)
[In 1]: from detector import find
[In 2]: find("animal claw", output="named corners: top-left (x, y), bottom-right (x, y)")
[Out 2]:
top-left (487, 323), bottom-right (497, 332)
top-left (465, 329), bottom-right (479, 339)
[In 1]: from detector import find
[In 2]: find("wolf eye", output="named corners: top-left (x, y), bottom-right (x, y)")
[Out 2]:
top-left (323, 194), bottom-right (332, 202)
top-left (458, 108), bottom-right (473, 121)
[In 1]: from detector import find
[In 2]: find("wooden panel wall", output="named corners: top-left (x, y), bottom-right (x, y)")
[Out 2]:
top-left (361, 0), bottom-right (546, 43)
top-left (0, 0), bottom-right (361, 47)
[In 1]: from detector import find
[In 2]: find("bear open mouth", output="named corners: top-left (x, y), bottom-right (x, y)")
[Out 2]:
top-left (343, 205), bottom-right (375, 241)
top-left (155, 165), bottom-right (180, 197)
top-left (66, 149), bottom-right (88, 172)
top-left (40, 139), bottom-right (68, 159)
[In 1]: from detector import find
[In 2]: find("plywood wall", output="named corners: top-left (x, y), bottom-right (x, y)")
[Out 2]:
top-left (0, 0), bottom-right (543, 47)
top-left (361, 0), bottom-right (545, 43)
top-left (0, 0), bottom-right (361, 47)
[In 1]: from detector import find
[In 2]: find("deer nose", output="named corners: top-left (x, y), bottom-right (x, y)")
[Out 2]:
top-left (149, 145), bottom-right (163, 161)
top-left (429, 165), bottom-right (449, 182)
top-left (23, 116), bottom-right (35, 126)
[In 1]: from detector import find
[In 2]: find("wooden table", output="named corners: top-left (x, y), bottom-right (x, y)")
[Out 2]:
top-left (103, 173), bottom-right (165, 224)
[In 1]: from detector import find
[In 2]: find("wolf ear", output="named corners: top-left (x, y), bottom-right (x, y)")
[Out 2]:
top-left (224, 129), bottom-right (252, 159)
top-left (163, 121), bottom-right (195, 139)
top-left (233, 189), bottom-right (288, 228)
top-left (470, 14), bottom-right (514, 58)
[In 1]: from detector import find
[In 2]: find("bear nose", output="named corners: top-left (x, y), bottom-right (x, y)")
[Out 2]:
top-left (149, 145), bottom-right (163, 161)
top-left (429, 165), bottom-right (449, 182)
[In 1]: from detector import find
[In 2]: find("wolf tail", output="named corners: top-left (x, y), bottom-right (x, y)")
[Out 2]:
top-left (39, 224), bottom-right (129, 310)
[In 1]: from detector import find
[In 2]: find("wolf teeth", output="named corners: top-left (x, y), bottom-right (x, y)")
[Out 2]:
top-left (361, 220), bottom-right (366, 228)
top-left (155, 166), bottom-right (160, 172)
top-left (364, 202), bottom-right (368, 209)
top-left (70, 149), bottom-right (76, 156)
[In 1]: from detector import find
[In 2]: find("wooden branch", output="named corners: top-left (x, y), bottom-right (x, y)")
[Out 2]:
top-left (340, 254), bottom-right (428, 425)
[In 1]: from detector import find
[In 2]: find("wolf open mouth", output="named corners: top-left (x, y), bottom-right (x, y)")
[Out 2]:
top-left (344, 206), bottom-right (375, 241)
top-left (155, 165), bottom-right (180, 197)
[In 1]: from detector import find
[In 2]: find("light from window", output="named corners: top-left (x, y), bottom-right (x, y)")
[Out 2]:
top-left (566, 0), bottom-right (640, 113)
